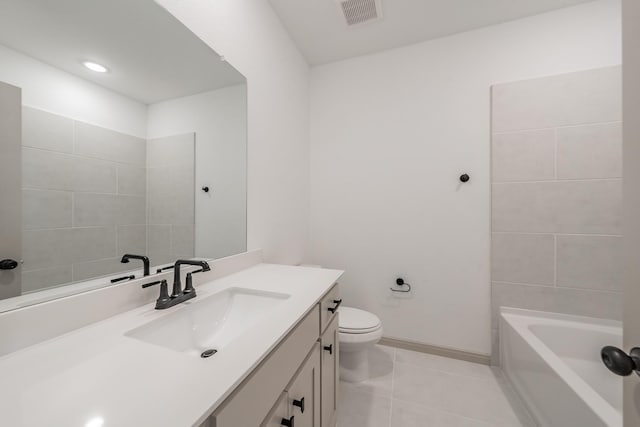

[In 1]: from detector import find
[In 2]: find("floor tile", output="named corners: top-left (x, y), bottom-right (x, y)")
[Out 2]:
top-left (392, 361), bottom-right (526, 426)
top-left (338, 383), bottom-right (391, 427)
top-left (337, 345), bottom-right (535, 427)
top-left (394, 348), bottom-right (497, 380)
top-left (390, 399), bottom-right (493, 427)
top-left (342, 345), bottom-right (395, 398)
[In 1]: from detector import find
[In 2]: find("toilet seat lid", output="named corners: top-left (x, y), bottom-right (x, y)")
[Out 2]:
top-left (338, 307), bottom-right (381, 333)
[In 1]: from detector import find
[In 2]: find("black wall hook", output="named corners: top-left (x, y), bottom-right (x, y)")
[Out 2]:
top-left (459, 174), bottom-right (470, 183)
top-left (391, 277), bottom-right (411, 293)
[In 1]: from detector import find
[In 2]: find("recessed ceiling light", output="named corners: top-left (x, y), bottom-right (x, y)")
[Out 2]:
top-left (85, 417), bottom-right (104, 427)
top-left (83, 61), bottom-right (108, 73)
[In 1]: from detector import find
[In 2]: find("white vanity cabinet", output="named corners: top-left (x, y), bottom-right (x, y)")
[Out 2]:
top-left (320, 316), bottom-right (339, 427)
top-left (208, 283), bottom-right (340, 427)
top-left (284, 343), bottom-right (321, 427)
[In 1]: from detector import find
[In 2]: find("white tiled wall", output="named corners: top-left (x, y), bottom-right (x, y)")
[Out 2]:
top-left (490, 66), bottom-right (623, 363)
top-left (146, 133), bottom-right (196, 265)
top-left (21, 107), bottom-right (148, 292)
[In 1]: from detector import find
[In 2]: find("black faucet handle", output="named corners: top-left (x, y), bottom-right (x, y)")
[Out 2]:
top-left (156, 265), bottom-right (175, 274)
top-left (155, 280), bottom-right (171, 309)
top-left (141, 280), bottom-right (162, 289)
top-left (183, 273), bottom-right (196, 296)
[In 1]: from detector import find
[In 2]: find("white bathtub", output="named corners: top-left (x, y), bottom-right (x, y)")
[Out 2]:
top-left (499, 308), bottom-right (622, 427)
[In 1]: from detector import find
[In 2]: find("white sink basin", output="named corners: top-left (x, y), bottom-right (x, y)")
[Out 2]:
top-left (126, 287), bottom-right (290, 356)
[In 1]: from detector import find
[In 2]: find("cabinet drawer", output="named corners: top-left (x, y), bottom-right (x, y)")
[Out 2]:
top-left (213, 305), bottom-right (320, 427)
top-left (319, 284), bottom-right (340, 334)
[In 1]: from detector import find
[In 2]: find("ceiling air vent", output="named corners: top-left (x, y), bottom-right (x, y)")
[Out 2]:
top-left (337, 0), bottom-right (382, 26)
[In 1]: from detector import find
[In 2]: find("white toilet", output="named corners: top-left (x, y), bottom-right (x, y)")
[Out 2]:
top-left (338, 306), bottom-right (383, 383)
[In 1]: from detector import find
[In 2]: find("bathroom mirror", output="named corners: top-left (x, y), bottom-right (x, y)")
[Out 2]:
top-left (0, 0), bottom-right (247, 312)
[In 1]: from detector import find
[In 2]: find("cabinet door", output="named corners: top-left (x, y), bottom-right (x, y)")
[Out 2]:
top-left (286, 343), bottom-right (321, 427)
top-left (320, 315), bottom-right (339, 427)
top-left (261, 392), bottom-right (291, 427)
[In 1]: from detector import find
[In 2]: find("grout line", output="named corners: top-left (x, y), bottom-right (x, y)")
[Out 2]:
top-left (491, 119), bottom-right (622, 135)
top-left (553, 234), bottom-right (557, 287)
top-left (493, 177), bottom-right (621, 184)
top-left (553, 127), bottom-right (558, 180)
top-left (492, 280), bottom-right (623, 294)
top-left (492, 231), bottom-right (622, 238)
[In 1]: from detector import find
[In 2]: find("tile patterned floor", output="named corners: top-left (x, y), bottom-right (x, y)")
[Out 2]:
top-left (338, 345), bottom-right (536, 427)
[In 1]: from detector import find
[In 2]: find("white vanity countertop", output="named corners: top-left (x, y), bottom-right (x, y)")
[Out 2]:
top-left (0, 263), bottom-right (343, 427)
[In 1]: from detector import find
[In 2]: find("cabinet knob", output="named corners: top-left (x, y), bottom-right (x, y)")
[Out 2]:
top-left (323, 344), bottom-right (333, 355)
top-left (327, 299), bottom-right (342, 313)
top-left (292, 396), bottom-right (305, 413)
top-left (281, 415), bottom-right (294, 427)
top-left (0, 259), bottom-right (18, 270)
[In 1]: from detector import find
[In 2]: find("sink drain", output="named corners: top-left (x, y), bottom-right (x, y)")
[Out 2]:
top-left (201, 349), bottom-right (217, 358)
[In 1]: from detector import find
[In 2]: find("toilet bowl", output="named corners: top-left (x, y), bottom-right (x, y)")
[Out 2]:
top-left (338, 306), bottom-right (383, 383)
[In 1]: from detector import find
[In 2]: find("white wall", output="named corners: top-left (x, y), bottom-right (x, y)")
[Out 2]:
top-left (156, 0), bottom-right (310, 264)
top-left (147, 85), bottom-right (248, 260)
top-left (0, 44), bottom-right (147, 137)
top-left (309, 0), bottom-right (621, 355)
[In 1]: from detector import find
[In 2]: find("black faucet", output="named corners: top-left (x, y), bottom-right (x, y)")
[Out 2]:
top-left (141, 260), bottom-right (210, 310)
top-left (172, 259), bottom-right (211, 297)
top-left (143, 259), bottom-right (210, 310)
top-left (121, 254), bottom-right (150, 276)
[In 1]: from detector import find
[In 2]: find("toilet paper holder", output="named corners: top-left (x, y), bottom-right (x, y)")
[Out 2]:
top-left (390, 277), bottom-right (411, 293)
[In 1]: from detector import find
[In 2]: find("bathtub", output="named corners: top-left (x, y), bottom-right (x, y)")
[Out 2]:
top-left (499, 308), bottom-right (622, 427)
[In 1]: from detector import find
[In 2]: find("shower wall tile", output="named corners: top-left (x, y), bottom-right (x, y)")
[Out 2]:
top-left (490, 67), bottom-right (622, 362)
top-left (117, 165), bottom-right (146, 196)
top-left (22, 148), bottom-right (73, 190)
top-left (148, 133), bottom-right (195, 168)
top-left (171, 167), bottom-right (195, 194)
top-left (72, 157), bottom-right (117, 193)
top-left (75, 122), bottom-right (146, 166)
top-left (23, 189), bottom-right (72, 229)
top-left (147, 225), bottom-right (172, 266)
top-left (71, 227), bottom-right (117, 263)
top-left (556, 122), bottom-right (622, 179)
top-left (148, 194), bottom-right (173, 225)
top-left (116, 196), bottom-right (146, 225)
top-left (117, 225), bottom-right (147, 256)
top-left (491, 66), bottom-right (621, 133)
top-left (74, 194), bottom-right (146, 227)
top-left (492, 180), bottom-right (621, 234)
top-left (74, 193), bottom-right (118, 227)
top-left (491, 282), bottom-right (622, 324)
top-left (22, 107), bottom-right (73, 153)
top-left (556, 235), bottom-right (622, 292)
top-left (554, 180), bottom-right (621, 234)
top-left (147, 168), bottom-right (170, 197)
top-left (20, 107), bottom-right (151, 293)
top-left (172, 193), bottom-right (195, 225)
top-left (491, 233), bottom-right (555, 285)
top-left (22, 229), bottom-right (73, 270)
top-left (147, 134), bottom-right (196, 262)
top-left (21, 266), bottom-right (73, 294)
top-left (491, 129), bottom-right (555, 182)
top-left (172, 225), bottom-right (195, 258)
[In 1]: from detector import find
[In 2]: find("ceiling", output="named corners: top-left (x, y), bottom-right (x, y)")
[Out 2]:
top-left (269, 0), bottom-right (596, 65)
top-left (0, 0), bottom-right (246, 104)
